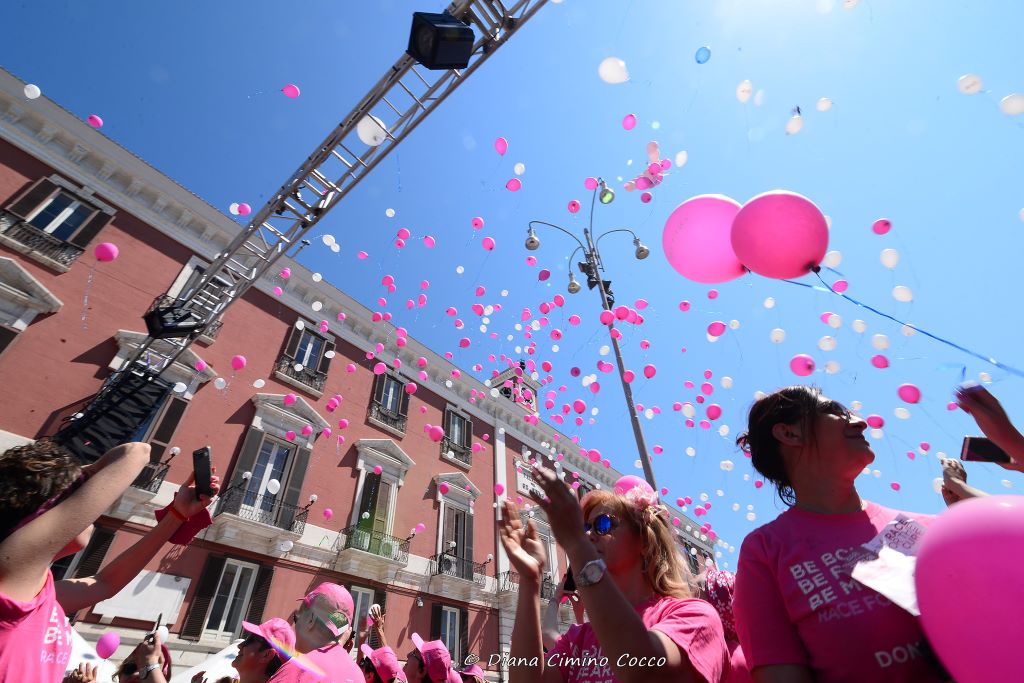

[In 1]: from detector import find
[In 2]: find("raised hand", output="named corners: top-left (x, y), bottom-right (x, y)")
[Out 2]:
top-left (498, 500), bottom-right (546, 583)
top-left (173, 468), bottom-right (222, 518)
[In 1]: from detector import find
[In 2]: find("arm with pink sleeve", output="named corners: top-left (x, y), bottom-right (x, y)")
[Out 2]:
top-left (733, 533), bottom-right (809, 671)
top-left (648, 598), bottom-right (728, 683)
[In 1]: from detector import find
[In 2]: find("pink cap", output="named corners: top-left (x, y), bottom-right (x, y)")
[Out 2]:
top-left (360, 644), bottom-right (405, 681)
top-left (241, 617), bottom-right (296, 660)
top-left (459, 662), bottom-right (486, 682)
top-left (301, 583), bottom-right (354, 638)
top-left (411, 633), bottom-right (462, 683)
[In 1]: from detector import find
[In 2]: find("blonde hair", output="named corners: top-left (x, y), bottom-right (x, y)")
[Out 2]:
top-left (581, 489), bottom-right (694, 599)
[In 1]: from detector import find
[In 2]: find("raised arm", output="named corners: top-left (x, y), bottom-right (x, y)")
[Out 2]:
top-left (0, 442), bottom-right (150, 602)
top-left (956, 385), bottom-right (1024, 471)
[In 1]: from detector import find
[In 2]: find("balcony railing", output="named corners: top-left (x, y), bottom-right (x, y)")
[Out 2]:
top-left (336, 525), bottom-right (410, 564)
top-left (430, 553), bottom-right (487, 587)
top-left (440, 437), bottom-right (472, 466)
top-left (367, 400), bottom-right (407, 434)
top-left (216, 486), bottom-right (308, 534)
top-left (199, 318), bottom-right (224, 341)
top-left (0, 211), bottom-right (84, 267)
top-left (496, 571), bottom-right (558, 598)
top-left (131, 461), bottom-right (170, 493)
top-left (274, 354), bottom-right (327, 393)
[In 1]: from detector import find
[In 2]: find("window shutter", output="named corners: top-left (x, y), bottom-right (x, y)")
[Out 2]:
top-left (148, 396), bottom-right (188, 462)
top-left (458, 608), bottom-right (469, 667)
top-left (356, 472), bottom-right (381, 531)
top-left (443, 409), bottom-right (451, 434)
top-left (0, 327), bottom-right (18, 356)
top-left (464, 513), bottom-right (474, 565)
top-left (443, 506), bottom-right (456, 549)
top-left (282, 323), bottom-right (302, 359)
top-left (430, 603), bottom-right (443, 641)
top-left (244, 565), bottom-right (274, 624)
top-left (70, 526), bottom-right (115, 578)
top-left (5, 178), bottom-right (59, 219)
top-left (228, 427), bottom-right (265, 490)
top-left (371, 372), bottom-right (386, 405)
top-left (68, 210), bottom-right (112, 248)
top-left (279, 445), bottom-right (311, 529)
top-left (316, 337), bottom-right (335, 375)
top-left (461, 416), bottom-right (472, 449)
top-left (398, 382), bottom-right (410, 417)
top-left (181, 555), bottom-right (226, 641)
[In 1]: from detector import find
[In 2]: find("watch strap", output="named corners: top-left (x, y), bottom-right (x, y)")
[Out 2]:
top-left (140, 662), bottom-right (160, 680)
top-left (575, 558), bottom-right (607, 587)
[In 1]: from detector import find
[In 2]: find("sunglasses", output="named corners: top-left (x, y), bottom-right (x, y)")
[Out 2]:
top-left (583, 513), bottom-right (618, 536)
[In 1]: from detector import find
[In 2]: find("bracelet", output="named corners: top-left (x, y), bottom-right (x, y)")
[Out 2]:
top-left (168, 505), bottom-right (187, 522)
top-left (140, 662), bottom-right (160, 679)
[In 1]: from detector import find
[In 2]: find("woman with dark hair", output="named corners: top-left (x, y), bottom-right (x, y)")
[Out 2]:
top-left (732, 386), bottom-right (946, 683)
top-left (500, 462), bottom-right (727, 683)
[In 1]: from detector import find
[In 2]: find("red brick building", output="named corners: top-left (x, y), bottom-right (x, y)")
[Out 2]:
top-left (0, 68), bottom-right (720, 679)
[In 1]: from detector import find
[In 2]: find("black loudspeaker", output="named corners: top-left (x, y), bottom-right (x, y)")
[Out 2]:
top-left (407, 12), bottom-right (474, 70)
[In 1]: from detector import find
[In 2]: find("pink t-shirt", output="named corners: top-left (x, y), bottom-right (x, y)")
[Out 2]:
top-left (724, 641), bottom-right (753, 683)
top-left (734, 502), bottom-right (945, 683)
top-left (269, 641), bottom-right (364, 683)
top-left (545, 595), bottom-right (727, 683)
top-left (0, 570), bottom-right (73, 682)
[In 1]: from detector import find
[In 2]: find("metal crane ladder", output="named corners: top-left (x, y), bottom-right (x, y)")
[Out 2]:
top-left (53, 0), bottom-right (549, 461)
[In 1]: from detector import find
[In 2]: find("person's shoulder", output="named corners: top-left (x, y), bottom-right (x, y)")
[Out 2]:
top-left (738, 512), bottom-right (791, 555)
top-left (865, 501), bottom-right (935, 525)
top-left (649, 595), bottom-right (720, 620)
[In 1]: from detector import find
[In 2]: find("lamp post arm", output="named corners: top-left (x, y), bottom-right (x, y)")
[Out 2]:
top-left (528, 221), bottom-right (587, 252)
top-left (595, 228), bottom-right (639, 251)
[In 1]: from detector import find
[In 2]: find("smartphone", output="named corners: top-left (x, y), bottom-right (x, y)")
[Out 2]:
top-left (193, 446), bottom-right (213, 497)
top-left (563, 567), bottom-right (576, 592)
top-left (961, 436), bottom-right (1011, 464)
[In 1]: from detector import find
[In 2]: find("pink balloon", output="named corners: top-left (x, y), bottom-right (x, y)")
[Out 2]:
top-left (397, 227), bottom-right (411, 240)
top-left (323, 508), bottom-right (333, 520)
top-left (494, 484), bottom-right (505, 495)
top-left (405, 382), bottom-right (418, 394)
top-left (871, 218), bottom-right (892, 235)
top-left (459, 337), bottom-right (471, 348)
top-left (640, 191), bottom-right (652, 203)
top-left (282, 83), bottom-right (301, 98)
top-left (679, 300), bottom-right (691, 312)
top-left (573, 399), bottom-right (587, 414)
top-left (731, 190), bottom-right (829, 279)
top-left (230, 355), bottom-right (247, 371)
top-left (472, 216), bottom-right (485, 230)
top-left (428, 425), bottom-right (445, 442)
top-left (707, 321), bottom-right (726, 337)
top-left (662, 195), bottom-right (745, 284)
top-left (707, 289), bottom-right (719, 300)
top-left (495, 137), bottom-right (508, 155)
top-left (194, 360), bottom-right (207, 372)
top-left (916, 495), bottom-right (1024, 683)
top-left (623, 370), bottom-right (635, 383)
top-left (622, 114), bottom-right (637, 130)
top-left (789, 354), bottom-right (815, 376)
top-left (285, 430), bottom-right (296, 441)
top-left (871, 354), bottom-right (890, 369)
top-left (482, 236), bottom-right (496, 251)
top-left (643, 364), bottom-right (657, 379)
top-left (866, 415), bottom-right (884, 429)
top-left (87, 114), bottom-right (104, 129)
top-left (706, 404), bottom-right (722, 420)
top-left (833, 279), bottom-right (849, 293)
top-left (93, 242), bottom-right (119, 262)
top-left (238, 203), bottom-right (252, 216)
top-left (613, 475), bottom-right (653, 497)
top-left (357, 251), bottom-right (368, 259)
top-left (423, 235), bottom-right (436, 248)
top-left (301, 424), bottom-right (313, 437)
top-left (754, 480), bottom-right (764, 489)
top-left (505, 178), bottom-right (522, 192)
top-left (96, 631), bottom-right (120, 659)
top-left (890, 482), bottom-right (901, 491)
top-left (568, 200), bottom-right (581, 213)
top-left (414, 522), bottom-right (426, 534)
top-left (373, 362), bottom-right (387, 375)
top-left (599, 310), bottom-right (614, 325)
top-left (897, 383), bottom-right (921, 404)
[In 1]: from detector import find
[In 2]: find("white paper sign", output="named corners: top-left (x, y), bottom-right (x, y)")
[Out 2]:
top-left (851, 514), bottom-right (928, 616)
top-left (94, 570), bottom-right (190, 622)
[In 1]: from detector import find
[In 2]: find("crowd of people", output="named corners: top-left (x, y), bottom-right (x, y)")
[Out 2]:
top-left (0, 383), bottom-right (1021, 682)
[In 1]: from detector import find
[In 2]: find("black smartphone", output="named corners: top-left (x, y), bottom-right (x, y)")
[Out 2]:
top-left (563, 567), bottom-right (576, 592)
top-left (193, 446), bottom-right (213, 497)
top-left (961, 436), bottom-right (1011, 464)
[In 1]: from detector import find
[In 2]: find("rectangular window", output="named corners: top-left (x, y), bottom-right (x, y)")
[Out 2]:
top-left (440, 606), bottom-right (461, 666)
top-left (447, 411), bottom-right (469, 446)
top-left (26, 191), bottom-right (95, 242)
top-left (351, 586), bottom-right (375, 652)
top-left (379, 375), bottom-right (403, 413)
top-left (203, 559), bottom-right (259, 641)
top-left (0, 326), bottom-right (17, 357)
top-left (294, 330), bottom-right (325, 369)
top-left (242, 436), bottom-right (294, 521)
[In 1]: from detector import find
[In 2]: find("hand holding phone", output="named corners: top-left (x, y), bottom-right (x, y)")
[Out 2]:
top-left (563, 567), bottom-right (576, 593)
top-left (961, 436), bottom-right (1012, 464)
top-left (192, 447), bottom-right (213, 497)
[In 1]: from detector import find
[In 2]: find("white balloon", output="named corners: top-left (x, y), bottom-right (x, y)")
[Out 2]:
top-left (597, 57), bottom-right (629, 84)
top-left (785, 115), bottom-right (804, 135)
top-left (356, 115), bottom-right (388, 146)
top-left (892, 285), bottom-right (913, 302)
top-left (746, 512), bottom-right (757, 522)
top-left (843, 0), bottom-right (860, 8)
top-left (754, 89), bottom-right (765, 107)
top-left (385, 208), bottom-right (396, 218)
top-left (1019, 208), bottom-right (1024, 222)
top-left (880, 248), bottom-right (900, 269)
top-left (456, 265), bottom-right (465, 274)
top-left (729, 319), bottom-right (741, 330)
top-left (1000, 94), bottom-right (1024, 116)
top-left (229, 203), bottom-right (240, 215)
top-left (1002, 479), bottom-right (1013, 489)
top-left (599, 345), bottom-right (610, 356)
top-left (721, 376), bottom-right (733, 389)
top-left (312, 301), bottom-right (323, 312)
top-left (295, 320), bottom-right (305, 330)
top-left (718, 424), bottom-right (730, 436)
top-left (330, 242), bottom-right (340, 253)
top-left (850, 400), bottom-right (863, 411)
top-left (979, 371), bottom-right (992, 383)
top-left (279, 540), bottom-right (294, 552)
top-left (682, 403), bottom-right (696, 418)
top-left (514, 162), bottom-right (526, 176)
top-left (852, 319), bottom-right (867, 333)
top-left (322, 234), bottom-right (335, 246)
top-left (686, 447), bottom-right (696, 457)
top-left (736, 80), bottom-right (753, 103)
top-left (675, 151), bottom-right (688, 167)
top-left (823, 250), bottom-right (842, 268)
top-left (824, 360), bottom-right (841, 374)
top-left (253, 379), bottom-right (266, 388)
top-left (720, 459), bottom-right (734, 471)
top-left (901, 324), bottom-right (917, 337)
top-left (827, 314), bottom-right (842, 329)
top-left (770, 328), bottom-right (786, 344)
top-left (23, 83), bottom-right (41, 99)
top-left (894, 407), bottom-right (911, 419)
top-left (958, 74), bottom-right (983, 95)
top-left (816, 97), bottom-right (833, 112)
top-left (818, 336), bottom-right (837, 352)
top-left (213, 377), bottom-right (227, 390)
top-left (172, 382), bottom-right (187, 393)
top-left (870, 429), bottom-right (884, 440)
top-left (763, 297), bottom-right (776, 309)
top-left (871, 334), bottom-right (889, 350)
top-left (156, 626), bottom-right (170, 642)
top-left (267, 479), bottom-right (282, 495)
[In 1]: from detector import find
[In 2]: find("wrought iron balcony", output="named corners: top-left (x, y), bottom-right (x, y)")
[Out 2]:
top-left (367, 400), bottom-right (407, 434)
top-left (274, 354), bottom-right (327, 393)
top-left (440, 436), bottom-right (472, 466)
top-left (0, 211), bottom-right (84, 267)
top-left (199, 318), bottom-right (224, 341)
top-left (337, 525), bottom-right (410, 564)
top-left (131, 461), bottom-right (170, 493)
top-left (496, 570), bottom-right (557, 599)
top-left (430, 553), bottom-right (487, 587)
top-left (216, 486), bottom-right (308, 535)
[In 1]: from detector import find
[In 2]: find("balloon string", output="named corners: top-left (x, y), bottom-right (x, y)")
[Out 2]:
top-left (778, 273), bottom-right (1024, 378)
top-left (80, 264), bottom-right (95, 330)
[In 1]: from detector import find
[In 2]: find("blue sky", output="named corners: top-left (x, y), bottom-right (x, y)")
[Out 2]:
top-left (4, 0), bottom-right (1024, 563)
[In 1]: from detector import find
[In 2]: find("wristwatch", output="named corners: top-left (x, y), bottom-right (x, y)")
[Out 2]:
top-left (140, 662), bottom-right (160, 680)
top-left (574, 558), bottom-right (607, 587)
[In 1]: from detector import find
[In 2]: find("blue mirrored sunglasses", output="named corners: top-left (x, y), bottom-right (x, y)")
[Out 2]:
top-left (583, 513), bottom-right (617, 536)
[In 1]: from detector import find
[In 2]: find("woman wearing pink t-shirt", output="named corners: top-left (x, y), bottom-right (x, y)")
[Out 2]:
top-left (732, 386), bottom-right (948, 683)
top-left (499, 461), bottom-right (728, 683)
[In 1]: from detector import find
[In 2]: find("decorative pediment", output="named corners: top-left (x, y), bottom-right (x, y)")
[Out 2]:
top-left (0, 257), bottom-right (63, 313)
top-left (251, 392), bottom-right (330, 431)
top-left (433, 471), bottom-right (480, 503)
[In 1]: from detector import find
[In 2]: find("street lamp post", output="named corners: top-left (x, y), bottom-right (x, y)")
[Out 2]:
top-left (525, 179), bottom-right (659, 492)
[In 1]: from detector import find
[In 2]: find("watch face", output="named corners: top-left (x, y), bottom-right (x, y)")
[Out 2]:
top-left (580, 560), bottom-right (604, 585)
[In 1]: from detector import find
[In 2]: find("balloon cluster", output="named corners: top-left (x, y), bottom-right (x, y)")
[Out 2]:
top-left (624, 141), bottom-right (671, 203)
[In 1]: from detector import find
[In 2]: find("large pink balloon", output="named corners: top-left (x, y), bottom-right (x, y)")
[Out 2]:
top-left (96, 631), bottom-right (120, 659)
top-left (916, 495), bottom-right (1024, 682)
top-left (613, 475), bottom-right (653, 497)
top-left (495, 137), bottom-right (508, 155)
top-left (94, 242), bottom-right (119, 262)
top-left (731, 190), bottom-right (829, 279)
top-left (662, 195), bottom-right (746, 284)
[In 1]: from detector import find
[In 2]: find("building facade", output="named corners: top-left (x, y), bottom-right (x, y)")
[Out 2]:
top-left (0, 69), bottom-right (722, 679)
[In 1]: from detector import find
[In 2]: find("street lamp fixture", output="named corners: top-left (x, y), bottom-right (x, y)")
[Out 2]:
top-left (525, 227), bottom-right (541, 251)
top-left (598, 179), bottom-right (615, 205)
top-left (567, 272), bottom-right (581, 294)
top-left (633, 237), bottom-right (650, 260)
